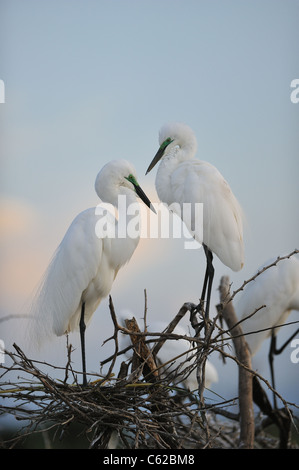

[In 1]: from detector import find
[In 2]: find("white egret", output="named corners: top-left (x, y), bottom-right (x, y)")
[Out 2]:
top-left (119, 314), bottom-right (218, 391)
top-left (146, 122), bottom-right (244, 320)
top-left (237, 255), bottom-right (299, 406)
top-left (29, 160), bottom-right (155, 386)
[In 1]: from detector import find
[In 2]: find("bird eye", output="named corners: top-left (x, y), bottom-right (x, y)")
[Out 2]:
top-left (161, 137), bottom-right (174, 150)
top-left (125, 174), bottom-right (139, 187)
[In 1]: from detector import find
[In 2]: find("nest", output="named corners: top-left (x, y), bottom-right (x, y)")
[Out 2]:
top-left (0, 342), bottom-right (247, 449)
top-left (1, 257), bottom-right (299, 449)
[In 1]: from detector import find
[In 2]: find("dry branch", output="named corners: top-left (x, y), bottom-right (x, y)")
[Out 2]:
top-left (218, 275), bottom-right (255, 449)
top-left (123, 316), bottom-right (159, 381)
top-left (0, 343), bottom-right (220, 449)
top-left (1, 251), bottom-right (299, 449)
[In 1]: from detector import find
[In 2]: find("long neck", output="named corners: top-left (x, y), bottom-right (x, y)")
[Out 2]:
top-left (110, 190), bottom-right (141, 269)
top-left (155, 145), bottom-right (188, 205)
top-left (116, 190), bottom-right (141, 238)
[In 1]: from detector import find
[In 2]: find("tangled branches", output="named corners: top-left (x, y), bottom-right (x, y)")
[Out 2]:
top-left (1, 298), bottom-right (234, 449)
top-left (1, 251), bottom-right (299, 449)
top-left (0, 340), bottom-right (237, 449)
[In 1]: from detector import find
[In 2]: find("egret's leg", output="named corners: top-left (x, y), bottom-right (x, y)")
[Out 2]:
top-left (273, 328), bottom-right (299, 355)
top-left (269, 331), bottom-right (277, 408)
top-left (191, 263), bottom-right (208, 331)
top-left (204, 245), bottom-right (214, 320)
top-left (200, 262), bottom-right (209, 311)
top-left (191, 246), bottom-right (214, 335)
top-left (79, 302), bottom-right (87, 386)
top-left (196, 244), bottom-right (211, 316)
top-left (269, 327), bottom-right (299, 408)
top-left (191, 265), bottom-right (209, 331)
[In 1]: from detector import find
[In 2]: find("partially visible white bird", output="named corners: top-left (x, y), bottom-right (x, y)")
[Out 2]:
top-left (29, 160), bottom-right (155, 385)
top-left (146, 122), bottom-right (244, 320)
top-left (119, 313), bottom-right (219, 391)
top-left (237, 255), bottom-right (299, 405)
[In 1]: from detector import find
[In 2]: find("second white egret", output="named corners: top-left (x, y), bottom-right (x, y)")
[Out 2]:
top-left (146, 122), bottom-right (244, 320)
top-left (237, 255), bottom-right (299, 406)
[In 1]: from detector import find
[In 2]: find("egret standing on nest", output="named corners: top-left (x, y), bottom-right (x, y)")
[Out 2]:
top-left (146, 122), bottom-right (244, 321)
top-left (30, 160), bottom-right (155, 386)
top-left (237, 255), bottom-right (299, 407)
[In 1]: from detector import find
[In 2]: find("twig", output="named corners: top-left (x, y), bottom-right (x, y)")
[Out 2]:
top-left (228, 250), bottom-right (299, 303)
top-left (152, 302), bottom-right (196, 358)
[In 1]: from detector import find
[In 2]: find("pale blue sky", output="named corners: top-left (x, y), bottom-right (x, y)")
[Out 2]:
top-left (1, 1), bottom-right (298, 410)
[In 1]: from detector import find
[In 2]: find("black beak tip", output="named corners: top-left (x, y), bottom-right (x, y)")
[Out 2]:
top-left (150, 203), bottom-right (157, 214)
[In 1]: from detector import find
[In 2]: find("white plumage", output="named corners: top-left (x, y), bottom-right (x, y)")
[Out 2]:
top-left (237, 255), bottom-right (299, 356)
top-left (29, 160), bottom-right (154, 384)
top-left (147, 122), bottom-right (244, 271)
top-left (146, 122), bottom-right (244, 319)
